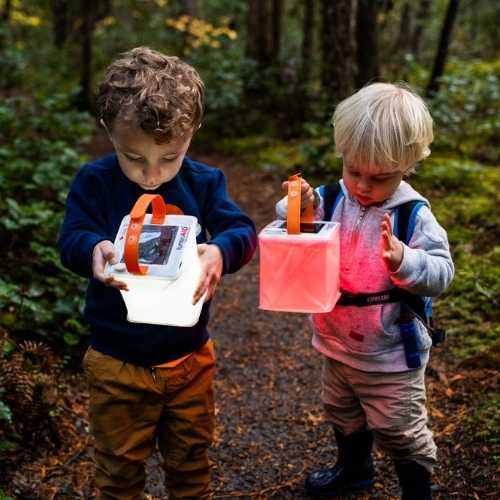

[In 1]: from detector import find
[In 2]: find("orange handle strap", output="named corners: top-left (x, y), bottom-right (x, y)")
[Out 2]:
top-left (286, 174), bottom-right (314, 234)
top-left (123, 194), bottom-right (183, 275)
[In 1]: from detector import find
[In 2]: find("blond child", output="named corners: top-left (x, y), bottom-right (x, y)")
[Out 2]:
top-left (276, 83), bottom-right (454, 499)
top-left (59, 47), bottom-right (257, 499)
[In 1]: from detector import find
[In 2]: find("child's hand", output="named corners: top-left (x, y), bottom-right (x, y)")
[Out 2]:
top-left (193, 243), bottom-right (223, 304)
top-left (92, 240), bottom-right (129, 291)
top-left (381, 213), bottom-right (404, 272)
top-left (282, 178), bottom-right (315, 209)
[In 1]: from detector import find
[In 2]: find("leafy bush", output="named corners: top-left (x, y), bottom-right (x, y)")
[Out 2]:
top-left (0, 93), bottom-right (93, 349)
top-left (0, 27), bottom-right (26, 89)
top-left (218, 133), bottom-right (342, 180)
top-left (428, 61), bottom-right (500, 163)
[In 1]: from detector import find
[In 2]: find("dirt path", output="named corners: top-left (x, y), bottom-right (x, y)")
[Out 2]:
top-left (6, 149), bottom-right (498, 499)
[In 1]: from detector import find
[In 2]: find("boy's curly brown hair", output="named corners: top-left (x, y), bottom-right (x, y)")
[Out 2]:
top-left (98, 47), bottom-right (204, 143)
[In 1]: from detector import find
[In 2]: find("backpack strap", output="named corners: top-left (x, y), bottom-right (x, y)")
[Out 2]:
top-left (393, 200), bottom-right (445, 347)
top-left (393, 200), bottom-right (426, 245)
top-left (321, 182), bottom-right (344, 221)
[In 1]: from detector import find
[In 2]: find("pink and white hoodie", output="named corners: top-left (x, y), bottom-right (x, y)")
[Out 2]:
top-left (276, 180), bottom-right (454, 372)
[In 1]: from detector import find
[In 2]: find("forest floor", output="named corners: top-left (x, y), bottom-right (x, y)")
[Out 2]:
top-left (5, 137), bottom-right (499, 499)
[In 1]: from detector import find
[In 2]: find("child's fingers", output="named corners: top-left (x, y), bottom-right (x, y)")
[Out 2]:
top-left (300, 178), bottom-right (311, 192)
top-left (381, 228), bottom-right (394, 253)
top-left (381, 229), bottom-right (389, 247)
top-left (193, 272), bottom-right (210, 304)
top-left (302, 184), bottom-right (314, 200)
top-left (102, 275), bottom-right (129, 291)
top-left (283, 179), bottom-right (314, 207)
top-left (193, 249), bottom-right (207, 301)
top-left (98, 240), bottom-right (118, 264)
top-left (195, 244), bottom-right (222, 303)
top-left (382, 213), bottom-right (392, 233)
top-left (282, 179), bottom-right (312, 192)
top-left (93, 267), bottom-right (128, 291)
top-left (194, 271), bottom-right (222, 304)
top-left (92, 242), bottom-right (127, 290)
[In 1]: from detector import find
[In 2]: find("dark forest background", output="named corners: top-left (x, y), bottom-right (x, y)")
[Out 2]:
top-left (0, 1), bottom-right (498, 497)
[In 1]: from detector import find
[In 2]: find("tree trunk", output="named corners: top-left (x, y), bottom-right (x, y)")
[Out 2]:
top-left (321, 0), bottom-right (358, 104)
top-left (52, 0), bottom-right (68, 47)
top-left (395, 1), bottom-right (412, 55)
top-left (78, 0), bottom-right (96, 111)
top-left (246, 0), bottom-right (283, 66)
top-left (300, 0), bottom-right (314, 86)
top-left (246, 0), bottom-right (263, 62)
top-left (1, 0), bottom-right (11, 22)
top-left (271, 0), bottom-right (283, 64)
top-left (95, 0), bottom-right (112, 22)
top-left (411, 0), bottom-right (431, 59)
top-left (426, 0), bottom-right (460, 96)
top-left (183, 0), bottom-right (198, 17)
top-left (356, 0), bottom-right (380, 88)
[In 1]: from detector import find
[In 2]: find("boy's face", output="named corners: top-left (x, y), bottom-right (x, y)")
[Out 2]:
top-left (107, 120), bottom-right (192, 190)
top-left (342, 162), bottom-right (405, 206)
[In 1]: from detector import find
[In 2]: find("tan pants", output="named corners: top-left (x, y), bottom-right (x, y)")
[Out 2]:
top-left (83, 341), bottom-right (216, 500)
top-left (321, 356), bottom-right (437, 472)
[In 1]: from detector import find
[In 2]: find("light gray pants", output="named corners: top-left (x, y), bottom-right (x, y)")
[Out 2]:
top-left (321, 356), bottom-right (437, 472)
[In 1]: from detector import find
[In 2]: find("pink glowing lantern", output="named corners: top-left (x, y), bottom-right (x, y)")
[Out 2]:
top-left (259, 174), bottom-right (341, 313)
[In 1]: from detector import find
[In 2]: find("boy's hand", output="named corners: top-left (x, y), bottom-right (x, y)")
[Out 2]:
top-left (282, 178), bottom-right (315, 209)
top-left (381, 213), bottom-right (404, 272)
top-left (92, 240), bottom-right (129, 291)
top-left (193, 243), bottom-right (223, 304)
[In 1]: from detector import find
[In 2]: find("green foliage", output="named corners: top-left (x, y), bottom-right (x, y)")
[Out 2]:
top-left (428, 61), bottom-right (500, 163)
top-left (438, 248), bottom-right (500, 358)
top-left (188, 41), bottom-right (259, 137)
top-left (0, 389), bottom-right (18, 467)
top-left (0, 488), bottom-right (14, 500)
top-left (396, 158), bottom-right (500, 360)
top-left (0, 400), bottom-right (12, 426)
top-left (464, 393), bottom-right (500, 465)
top-left (0, 27), bottom-right (26, 89)
top-left (0, 93), bottom-right (93, 348)
top-left (218, 134), bottom-right (342, 180)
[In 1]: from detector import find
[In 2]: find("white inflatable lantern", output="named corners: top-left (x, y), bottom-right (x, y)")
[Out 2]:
top-left (107, 194), bottom-right (205, 326)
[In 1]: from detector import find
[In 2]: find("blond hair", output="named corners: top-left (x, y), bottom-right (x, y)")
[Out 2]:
top-left (98, 47), bottom-right (204, 143)
top-left (333, 82), bottom-right (433, 174)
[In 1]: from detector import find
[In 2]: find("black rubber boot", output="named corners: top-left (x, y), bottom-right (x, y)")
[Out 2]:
top-left (395, 460), bottom-right (432, 500)
top-left (305, 429), bottom-right (375, 497)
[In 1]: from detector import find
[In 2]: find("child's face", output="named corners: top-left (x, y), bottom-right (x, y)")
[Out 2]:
top-left (342, 162), bottom-right (405, 206)
top-left (107, 120), bottom-right (192, 190)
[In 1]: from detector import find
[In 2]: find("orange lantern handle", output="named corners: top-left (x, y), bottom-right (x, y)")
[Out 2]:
top-left (287, 173), bottom-right (314, 234)
top-left (123, 194), bottom-right (183, 275)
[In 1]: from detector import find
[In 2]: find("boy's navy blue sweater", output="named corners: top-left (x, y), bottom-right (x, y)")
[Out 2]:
top-left (58, 154), bottom-right (257, 366)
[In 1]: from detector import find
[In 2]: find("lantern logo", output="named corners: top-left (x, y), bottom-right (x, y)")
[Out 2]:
top-left (176, 226), bottom-right (190, 250)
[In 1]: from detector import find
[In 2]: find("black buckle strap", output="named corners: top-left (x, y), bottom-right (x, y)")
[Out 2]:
top-left (337, 288), bottom-right (402, 307)
top-left (337, 289), bottom-right (446, 348)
